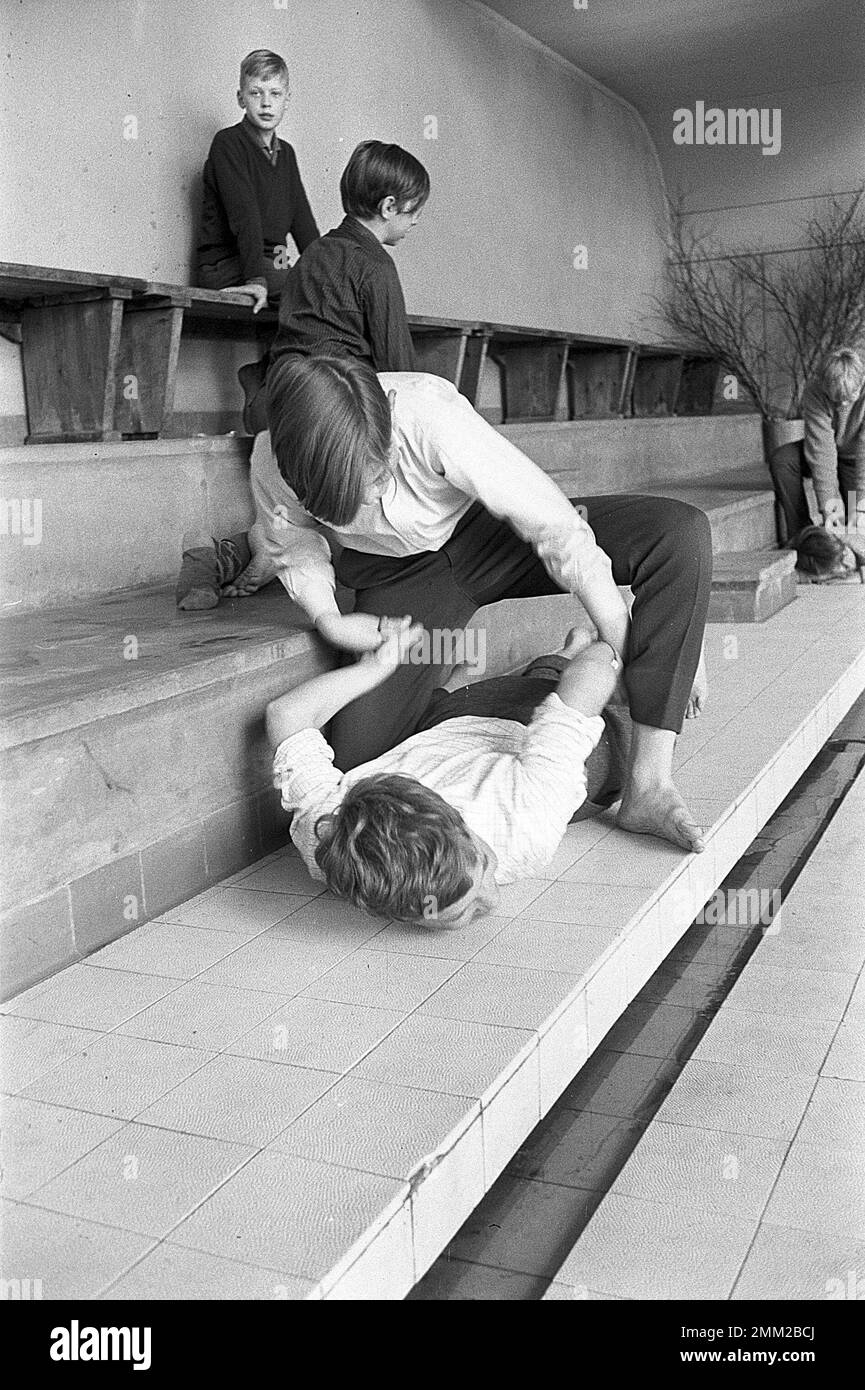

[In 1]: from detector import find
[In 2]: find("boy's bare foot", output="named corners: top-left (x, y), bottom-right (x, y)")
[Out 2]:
top-left (686, 644), bottom-right (708, 720)
top-left (617, 783), bottom-right (705, 853)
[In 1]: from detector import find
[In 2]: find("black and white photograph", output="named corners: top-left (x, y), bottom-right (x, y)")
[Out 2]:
top-left (0, 0), bottom-right (863, 1328)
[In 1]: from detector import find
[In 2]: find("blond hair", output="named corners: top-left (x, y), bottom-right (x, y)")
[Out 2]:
top-left (819, 348), bottom-right (865, 403)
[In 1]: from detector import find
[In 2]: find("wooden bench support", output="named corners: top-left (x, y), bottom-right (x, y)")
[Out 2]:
top-left (115, 299), bottom-right (185, 438)
top-left (410, 328), bottom-right (468, 388)
top-left (567, 346), bottom-right (635, 418)
top-left (490, 337), bottom-right (569, 423)
top-left (21, 292), bottom-right (129, 443)
top-left (459, 331), bottom-right (489, 407)
top-left (630, 349), bottom-right (685, 417)
top-left (2, 261), bottom-right (728, 443)
top-left (676, 355), bottom-right (723, 416)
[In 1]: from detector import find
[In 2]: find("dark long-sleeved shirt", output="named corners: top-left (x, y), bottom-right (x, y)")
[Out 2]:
top-left (269, 215), bottom-right (416, 372)
top-left (197, 119), bottom-right (319, 285)
top-left (802, 378), bottom-right (865, 509)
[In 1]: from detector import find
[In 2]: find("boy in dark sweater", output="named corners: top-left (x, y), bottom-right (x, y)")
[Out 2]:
top-left (235, 141), bottom-right (429, 434)
top-left (270, 140), bottom-right (429, 373)
top-left (196, 49), bottom-right (320, 310)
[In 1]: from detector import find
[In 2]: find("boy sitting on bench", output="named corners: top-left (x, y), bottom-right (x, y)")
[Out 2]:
top-left (196, 48), bottom-right (319, 307)
top-left (267, 621), bottom-right (627, 929)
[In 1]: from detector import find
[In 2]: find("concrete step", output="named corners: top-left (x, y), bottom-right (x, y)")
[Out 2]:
top-left (709, 549), bottom-right (798, 623)
top-left (534, 468), bottom-right (777, 555)
top-left (0, 577), bottom-right (612, 996)
top-left (2, 586), bottom-right (862, 1299)
top-left (0, 586), bottom-right (333, 996)
top-left (501, 414), bottom-right (766, 494)
top-left (1, 416), bottom-right (769, 612)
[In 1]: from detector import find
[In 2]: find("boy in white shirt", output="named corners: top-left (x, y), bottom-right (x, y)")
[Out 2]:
top-left (268, 622), bottom-right (625, 928)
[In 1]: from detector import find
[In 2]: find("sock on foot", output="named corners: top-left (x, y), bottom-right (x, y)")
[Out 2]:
top-left (176, 545), bottom-right (221, 610)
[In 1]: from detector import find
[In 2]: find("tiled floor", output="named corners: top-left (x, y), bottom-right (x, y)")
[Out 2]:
top-left (411, 731), bottom-right (863, 1299)
top-left (543, 765), bottom-right (865, 1301)
top-left (1, 587), bottom-right (863, 1300)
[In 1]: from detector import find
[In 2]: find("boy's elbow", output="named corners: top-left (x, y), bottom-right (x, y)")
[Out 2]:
top-left (265, 695), bottom-right (301, 749)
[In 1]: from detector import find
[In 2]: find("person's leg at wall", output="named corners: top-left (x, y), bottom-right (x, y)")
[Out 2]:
top-left (767, 439), bottom-right (813, 544)
top-left (198, 257), bottom-right (291, 436)
top-left (237, 261), bottom-right (294, 435)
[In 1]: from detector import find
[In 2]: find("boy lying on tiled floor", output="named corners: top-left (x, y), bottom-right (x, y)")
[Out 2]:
top-left (265, 622), bottom-right (629, 930)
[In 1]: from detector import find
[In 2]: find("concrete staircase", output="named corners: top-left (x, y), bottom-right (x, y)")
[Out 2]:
top-left (1, 411), bottom-right (786, 998)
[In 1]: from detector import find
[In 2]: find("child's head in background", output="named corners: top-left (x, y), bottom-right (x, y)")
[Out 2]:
top-left (237, 50), bottom-right (290, 138)
top-left (341, 140), bottom-right (430, 245)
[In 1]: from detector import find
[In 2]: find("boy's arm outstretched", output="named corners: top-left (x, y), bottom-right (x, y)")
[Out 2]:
top-left (555, 639), bottom-right (622, 718)
top-left (266, 620), bottom-right (423, 748)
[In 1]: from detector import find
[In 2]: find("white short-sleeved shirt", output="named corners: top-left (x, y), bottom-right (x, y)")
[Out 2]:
top-left (273, 693), bottom-right (604, 885)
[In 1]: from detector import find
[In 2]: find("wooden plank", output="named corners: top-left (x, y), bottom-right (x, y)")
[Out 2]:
top-left (481, 321), bottom-right (633, 348)
top-left (675, 357), bottom-right (722, 415)
top-left (409, 314), bottom-right (482, 333)
top-left (115, 303), bottom-right (184, 437)
top-left (410, 329), bottom-right (468, 386)
top-left (490, 339), bottom-right (569, 422)
top-left (21, 297), bottom-right (124, 443)
top-left (567, 347), bottom-right (633, 418)
top-left (0, 262), bottom-right (145, 304)
top-left (460, 332), bottom-right (489, 407)
top-left (185, 286), bottom-right (276, 316)
top-left (631, 350), bottom-right (684, 417)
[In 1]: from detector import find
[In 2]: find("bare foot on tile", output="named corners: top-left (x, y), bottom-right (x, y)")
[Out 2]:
top-left (617, 783), bottom-right (705, 853)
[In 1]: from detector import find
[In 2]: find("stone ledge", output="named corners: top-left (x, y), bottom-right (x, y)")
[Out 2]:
top-left (709, 549), bottom-right (798, 623)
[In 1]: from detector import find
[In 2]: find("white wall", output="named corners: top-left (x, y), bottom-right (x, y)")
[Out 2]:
top-left (0, 0), bottom-right (667, 339)
top-left (643, 66), bottom-right (864, 253)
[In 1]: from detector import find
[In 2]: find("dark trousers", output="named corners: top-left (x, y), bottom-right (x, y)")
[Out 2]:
top-left (197, 257), bottom-right (292, 434)
top-left (330, 494), bottom-right (712, 770)
top-left (768, 441), bottom-right (858, 544)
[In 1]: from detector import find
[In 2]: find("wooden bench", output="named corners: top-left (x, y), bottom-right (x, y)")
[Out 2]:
top-left (630, 343), bottom-right (723, 417)
top-left (0, 264), bottom-right (148, 443)
top-left (0, 262), bottom-right (727, 442)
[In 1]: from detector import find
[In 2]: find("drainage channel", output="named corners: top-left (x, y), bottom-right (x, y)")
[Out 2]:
top-left (408, 733), bottom-right (865, 1301)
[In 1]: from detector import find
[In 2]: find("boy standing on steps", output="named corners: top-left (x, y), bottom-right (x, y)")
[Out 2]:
top-left (196, 49), bottom-right (320, 309)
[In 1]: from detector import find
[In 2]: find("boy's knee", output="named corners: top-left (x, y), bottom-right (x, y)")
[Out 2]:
top-left (658, 499), bottom-right (712, 566)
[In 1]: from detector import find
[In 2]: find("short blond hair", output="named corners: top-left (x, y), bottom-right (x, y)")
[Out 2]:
top-left (239, 50), bottom-right (288, 89)
top-left (819, 348), bottom-right (865, 402)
